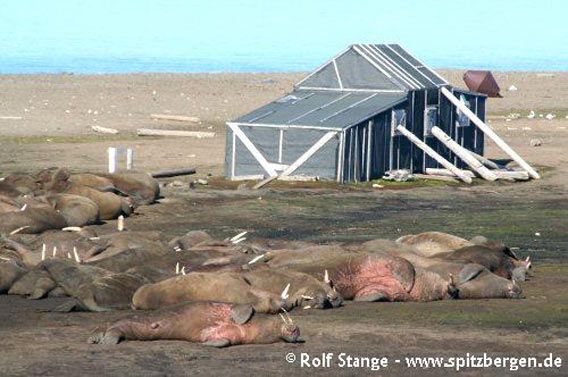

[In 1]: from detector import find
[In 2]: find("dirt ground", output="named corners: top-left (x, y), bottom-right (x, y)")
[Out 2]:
top-left (0, 72), bottom-right (567, 376)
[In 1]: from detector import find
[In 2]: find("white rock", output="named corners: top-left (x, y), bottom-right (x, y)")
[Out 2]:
top-left (535, 232), bottom-right (541, 237)
top-left (507, 85), bottom-right (518, 91)
top-left (372, 183), bottom-right (384, 189)
top-left (527, 111), bottom-right (535, 119)
top-left (545, 113), bottom-right (555, 120)
top-left (530, 139), bottom-right (542, 147)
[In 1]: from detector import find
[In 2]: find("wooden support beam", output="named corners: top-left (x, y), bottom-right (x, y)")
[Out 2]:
top-left (395, 125), bottom-right (472, 184)
top-left (431, 126), bottom-right (498, 181)
top-left (441, 87), bottom-right (539, 179)
top-left (279, 131), bottom-right (337, 178)
top-left (468, 150), bottom-right (502, 170)
top-left (227, 123), bottom-right (278, 177)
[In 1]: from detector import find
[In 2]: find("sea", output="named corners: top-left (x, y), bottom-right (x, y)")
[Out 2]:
top-left (1, 0), bottom-right (566, 74)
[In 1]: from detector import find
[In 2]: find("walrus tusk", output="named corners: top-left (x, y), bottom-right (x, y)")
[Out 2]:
top-left (448, 273), bottom-right (455, 285)
top-left (89, 237), bottom-right (100, 241)
top-left (181, 266), bottom-right (186, 275)
top-left (73, 247), bottom-right (81, 263)
top-left (62, 227), bottom-right (82, 232)
top-left (248, 253), bottom-right (266, 265)
top-left (173, 246), bottom-right (182, 252)
top-left (41, 244), bottom-right (46, 261)
top-left (175, 262), bottom-right (180, 275)
top-left (281, 308), bottom-right (294, 325)
top-left (324, 270), bottom-right (330, 284)
top-left (20, 204), bottom-right (27, 211)
top-left (52, 246), bottom-right (57, 257)
top-left (281, 283), bottom-right (290, 300)
top-left (230, 231), bottom-right (248, 242)
top-left (9, 226), bottom-right (29, 235)
top-left (301, 295), bottom-right (314, 300)
top-left (67, 252), bottom-right (72, 259)
top-left (117, 215), bottom-right (125, 232)
top-left (0, 256), bottom-right (11, 261)
top-left (232, 237), bottom-right (246, 245)
top-left (279, 313), bottom-right (288, 325)
top-left (303, 305), bottom-right (311, 310)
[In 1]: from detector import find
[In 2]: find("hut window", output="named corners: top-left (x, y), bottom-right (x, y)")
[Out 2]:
top-left (424, 106), bottom-right (438, 136)
top-left (391, 108), bottom-right (407, 136)
top-left (456, 94), bottom-right (471, 127)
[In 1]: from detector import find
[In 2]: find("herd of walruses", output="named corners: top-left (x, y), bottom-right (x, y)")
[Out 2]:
top-left (0, 168), bottom-right (533, 347)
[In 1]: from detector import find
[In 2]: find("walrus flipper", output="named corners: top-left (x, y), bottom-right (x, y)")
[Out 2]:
top-left (202, 338), bottom-right (231, 348)
top-left (231, 304), bottom-right (254, 325)
top-left (458, 264), bottom-right (484, 284)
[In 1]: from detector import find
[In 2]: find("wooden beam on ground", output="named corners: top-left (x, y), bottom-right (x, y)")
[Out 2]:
top-left (413, 173), bottom-right (459, 183)
top-left (279, 131), bottom-right (337, 177)
top-left (468, 151), bottom-right (502, 170)
top-left (151, 168), bottom-right (196, 178)
top-left (441, 87), bottom-right (539, 179)
top-left (137, 128), bottom-right (215, 138)
top-left (431, 126), bottom-right (498, 181)
top-left (395, 125), bottom-right (472, 184)
top-left (92, 125), bottom-right (119, 134)
top-left (150, 114), bottom-right (201, 123)
top-left (426, 168), bottom-right (530, 181)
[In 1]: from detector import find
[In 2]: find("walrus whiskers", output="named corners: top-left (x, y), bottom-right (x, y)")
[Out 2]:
top-left (9, 226), bottom-right (29, 235)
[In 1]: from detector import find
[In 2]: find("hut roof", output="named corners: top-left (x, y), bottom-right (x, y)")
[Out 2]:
top-left (233, 89), bottom-right (406, 130)
top-left (295, 44), bottom-right (448, 92)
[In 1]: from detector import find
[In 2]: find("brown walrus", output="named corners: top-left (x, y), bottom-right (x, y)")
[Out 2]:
top-left (88, 302), bottom-right (301, 347)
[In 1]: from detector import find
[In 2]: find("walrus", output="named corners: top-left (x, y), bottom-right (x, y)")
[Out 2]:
top-left (53, 265), bottom-right (171, 312)
top-left (396, 231), bottom-right (473, 256)
top-left (46, 193), bottom-right (100, 227)
top-left (441, 244), bottom-right (532, 282)
top-left (383, 248), bottom-right (523, 300)
top-left (8, 268), bottom-right (57, 299)
top-left (0, 207), bottom-right (68, 235)
top-left (132, 271), bottom-right (289, 314)
top-left (0, 258), bottom-right (27, 293)
top-left (88, 302), bottom-right (301, 347)
top-left (98, 172), bottom-right (160, 205)
top-left (265, 245), bottom-right (417, 302)
top-left (43, 168), bottom-right (133, 220)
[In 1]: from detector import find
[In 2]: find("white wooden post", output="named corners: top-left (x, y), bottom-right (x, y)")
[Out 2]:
top-left (441, 87), bottom-right (539, 179)
top-left (108, 147), bottom-right (117, 173)
top-left (431, 126), bottom-right (497, 181)
top-left (396, 125), bottom-right (472, 184)
top-left (126, 148), bottom-right (134, 170)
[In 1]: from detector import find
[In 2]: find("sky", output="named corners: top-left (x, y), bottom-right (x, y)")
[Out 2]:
top-left (0, 0), bottom-right (566, 73)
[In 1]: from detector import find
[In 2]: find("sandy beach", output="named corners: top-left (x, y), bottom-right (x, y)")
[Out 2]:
top-left (0, 72), bottom-right (567, 376)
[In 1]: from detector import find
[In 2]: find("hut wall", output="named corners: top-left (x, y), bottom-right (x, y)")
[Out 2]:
top-left (227, 125), bottom-right (339, 180)
top-left (390, 91), bottom-right (425, 173)
top-left (426, 88), bottom-right (486, 170)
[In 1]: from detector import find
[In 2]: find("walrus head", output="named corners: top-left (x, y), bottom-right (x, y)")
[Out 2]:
top-left (512, 256), bottom-right (533, 282)
top-left (278, 311), bottom-right (301, 343)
